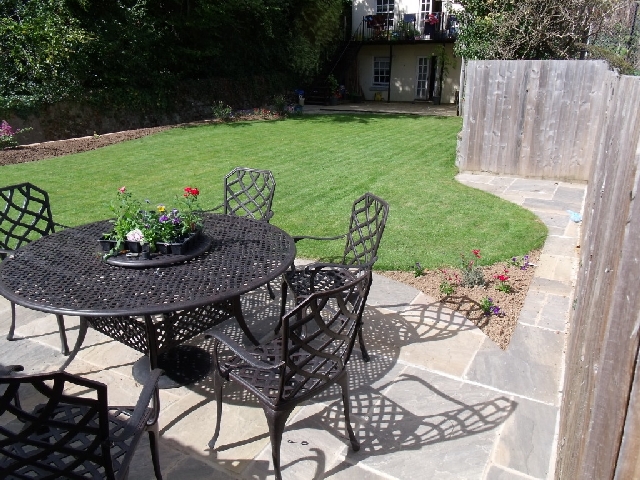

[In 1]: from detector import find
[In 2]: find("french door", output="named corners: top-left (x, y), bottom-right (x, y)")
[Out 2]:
top-left (416, 56), bottom-right (430, 99)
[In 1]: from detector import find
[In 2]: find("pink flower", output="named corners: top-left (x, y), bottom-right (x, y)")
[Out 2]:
top-left (472, 249), bottom-right (481, 258)
top-left (119, 186), bottom-right (126, 194)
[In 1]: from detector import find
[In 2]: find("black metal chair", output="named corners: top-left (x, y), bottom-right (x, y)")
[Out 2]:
top-left (0, 182), bottom-right (69, 354)
top-left (279, 192), bottom-right (389, 361)
top-left (0, 366), bottom-right (163, 479)
top-left (209, 269), bottom-right (371, 480)
top-left (210, 166), bottom-right (276, 222)
top-left (210, 166), bottom-right (277, 299)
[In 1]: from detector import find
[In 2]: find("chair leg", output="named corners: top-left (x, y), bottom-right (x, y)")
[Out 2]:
top-left (266, 281), bottom-right (276, 300)
top-left (276, 281), bottom-right (288, 334)
top-left (264, 406), bottom-right (294, 480)
top-left (7, 301), bottom-right (16, 341)
top-left (337, 371), bottom-right (360, 451)
top-left (55, 315), bottom-right (69, 355)
top-left (208, 368), bottom-right (225, 449)
top-left (358, 326), bottom-right (370, 362)
top-left (60, 317), bottom-right (88, 371)
top-left (147, 423), bottom-right (163, 480)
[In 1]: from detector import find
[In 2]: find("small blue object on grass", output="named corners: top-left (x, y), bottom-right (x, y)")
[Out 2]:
top-left (567, 210), bottom-right (582, 223)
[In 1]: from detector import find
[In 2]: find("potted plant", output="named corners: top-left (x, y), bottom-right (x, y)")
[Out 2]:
top-left (424, 13), bottom-right (439, 39)
top-left (100, 186), bottom-right (203, 258)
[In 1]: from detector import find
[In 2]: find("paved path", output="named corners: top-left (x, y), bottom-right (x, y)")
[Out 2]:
top-left (0, 173), bottom-right (585, 479)
top-left (302, 100), bottom-right (458, 116)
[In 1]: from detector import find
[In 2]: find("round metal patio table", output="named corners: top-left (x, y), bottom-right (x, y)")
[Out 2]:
top-left (0, 214), bottom-right (296, 385)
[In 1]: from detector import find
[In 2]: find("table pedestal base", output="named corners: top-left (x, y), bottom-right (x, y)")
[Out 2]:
top-left (133, 345), bottom-right (212, 389)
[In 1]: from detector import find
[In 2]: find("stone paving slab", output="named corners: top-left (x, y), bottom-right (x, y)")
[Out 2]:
top-left (491, 396), bottom-right (558, 478)
top-left (465, 323), bottom-right (565, 405)
top-left (303, 101), bottom-right (458, 117)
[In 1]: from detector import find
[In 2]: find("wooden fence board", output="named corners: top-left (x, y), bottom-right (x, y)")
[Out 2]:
top-left (458, 60), bottom-right (612, 181)
top-left (556, 75), bottom-right (640, 479)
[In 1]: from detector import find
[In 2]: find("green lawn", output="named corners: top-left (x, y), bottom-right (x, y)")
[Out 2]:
top-left (1, 114), bottom-right (547, 270)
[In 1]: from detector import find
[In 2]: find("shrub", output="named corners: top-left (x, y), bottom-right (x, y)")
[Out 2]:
top-left (460, 249), bottom-right (485, 286)
top-left (211, 101), bottom-right (233, 120)
top-left (0, 121), bottom-right (32, 149)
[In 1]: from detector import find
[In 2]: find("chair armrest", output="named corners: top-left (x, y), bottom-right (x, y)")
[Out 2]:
top-left (210, 331), bottom-right (283, 371)
top-left (304, 259), bottom-right (376, 292)
top-left (293, 233), bottom-right (347, 243)
top-left (263, 210), bottom-right (274, 222)
top-left (122, 368), bottom-right (163, 436)
top-left (303, 261), bottom-right (373, 273)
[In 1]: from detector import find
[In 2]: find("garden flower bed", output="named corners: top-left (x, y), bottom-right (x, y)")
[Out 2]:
top-left (380, 249), bottom-right (541, 349)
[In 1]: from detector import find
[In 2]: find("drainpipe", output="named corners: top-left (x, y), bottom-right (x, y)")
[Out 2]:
top-left (388, 44), bottom-right (392, 102)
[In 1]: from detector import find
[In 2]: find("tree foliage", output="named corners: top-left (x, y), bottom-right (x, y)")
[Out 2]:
top-left (454, 0), bottom-right (615, 60)
top-left (1, 0), bottom-right (347, 113)
top-left (0, 0), bottom-right (91, 111)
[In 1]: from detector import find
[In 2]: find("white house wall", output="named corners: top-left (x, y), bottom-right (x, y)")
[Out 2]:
top-left (352, 0), bottom-right (462, 103)
top-left (357, 43), bottom-right (461, 103)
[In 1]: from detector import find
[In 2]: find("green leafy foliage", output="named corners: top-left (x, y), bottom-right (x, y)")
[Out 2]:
top-left (0, 0), bottom-right (90, 113)
top-left (1, 0), bottom-right (347, 113)
top-left (455, 0), bottom-right (618, 61)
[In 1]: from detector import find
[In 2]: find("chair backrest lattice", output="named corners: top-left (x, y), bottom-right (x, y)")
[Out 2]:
top-left (0, 371), bottom-right (115, 479)
top-left (223, 167), bottom-right (276, 221)
top-left (0, 182), bottom-right (57, 252)
top-left (277, 270), bottom-right (371, 404)
top-left (341, 192), bottom-right (389, 267)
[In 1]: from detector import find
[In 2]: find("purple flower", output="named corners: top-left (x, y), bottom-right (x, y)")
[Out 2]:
top-left (490, 305), bottom-right (500, 315)
top-left (172, 217), bottom-right (181, 225)
top-left (159, 214), bottom-right (169, 222)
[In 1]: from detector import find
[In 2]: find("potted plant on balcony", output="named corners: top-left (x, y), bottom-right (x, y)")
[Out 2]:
top-left (424, 13), bottom-right (439, 39)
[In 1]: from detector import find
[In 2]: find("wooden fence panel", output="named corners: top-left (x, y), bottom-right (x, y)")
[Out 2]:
top-left (556, 75), bottom-right (640, 479)
top-left (458, 60), bottom-right (613, 181)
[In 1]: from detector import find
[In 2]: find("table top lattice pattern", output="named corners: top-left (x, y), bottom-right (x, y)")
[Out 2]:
top-left (0, 214), bottom-right (295, 317)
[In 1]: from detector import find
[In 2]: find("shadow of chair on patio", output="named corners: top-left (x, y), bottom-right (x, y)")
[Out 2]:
top-left (285, 373), bottom-right (517, 478)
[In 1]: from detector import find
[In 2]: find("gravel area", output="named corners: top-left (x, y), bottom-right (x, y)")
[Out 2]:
top-left (379, 249), bottom-right (541, 349)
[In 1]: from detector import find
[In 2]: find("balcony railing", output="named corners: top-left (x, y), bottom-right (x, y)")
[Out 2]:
top-left (354, 12), bottom-right (459, 42)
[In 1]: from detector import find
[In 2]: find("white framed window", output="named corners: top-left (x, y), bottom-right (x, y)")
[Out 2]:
top-left (373, 57), bottom-right (390, 86)
top-left (376, 0), bottom-right (395, 28)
